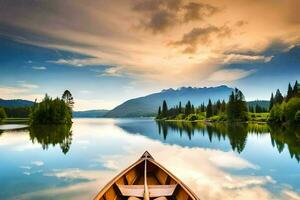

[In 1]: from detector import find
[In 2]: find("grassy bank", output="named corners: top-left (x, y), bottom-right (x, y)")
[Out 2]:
top-left (2, 118), bottom-right (30, 124)
top-left (156, 112), bottom-right (270, 123)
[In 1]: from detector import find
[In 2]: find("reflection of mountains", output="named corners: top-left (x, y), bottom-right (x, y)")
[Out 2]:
top-left (29, 125), bottom-right (72, 154)
top-left (117, 120), bottom-right (300, 162)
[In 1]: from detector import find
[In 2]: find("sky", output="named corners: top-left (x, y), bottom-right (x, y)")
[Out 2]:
top-left (0, 0), bottom-right (300, 110)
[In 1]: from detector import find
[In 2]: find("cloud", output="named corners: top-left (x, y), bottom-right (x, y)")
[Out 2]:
top-left (223, 54), bottom-right (273, 64)
top-left (32, 66), bottom-right (47, 70)
top-left (183, 2), bottom-right (219, 22)
top-left (170, 25), bottom-right (231, 53)
top-left (99, 66), bottom-right (124, 77)
top-left (19, 83), bottom-right (39, 89)
top-left (208, 69), bottom-right (256, 82)
top-left (0, 0), bottom-right (299, 92)
top-left (49, 58), bottom-right (102, 67)
top-left (133, 0), bottom-right (182, 33)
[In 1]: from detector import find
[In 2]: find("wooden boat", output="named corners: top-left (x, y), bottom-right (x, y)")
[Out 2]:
top-left (94, 151), bottom-right (200, 200)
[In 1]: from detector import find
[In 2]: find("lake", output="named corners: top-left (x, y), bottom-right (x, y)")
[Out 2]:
top-left (0, 118), bottom-right (300, 200)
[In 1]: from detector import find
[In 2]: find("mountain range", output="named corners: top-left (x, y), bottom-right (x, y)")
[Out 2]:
top-left (0, 99), bottom-right (34, 107)
top-left (1, 85), bottom-right (270, 118)
top-left (105, 85), bottom-right (234, 117)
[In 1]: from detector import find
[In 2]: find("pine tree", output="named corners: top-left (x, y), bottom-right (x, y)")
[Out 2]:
top-left (162, 100), bottom-right (168, 117)
top-left (269, 93), bottom-right (274, 110)
top-left (293, 81), bottom-right (299, 97)
top-left (157, 106), bottom-right (161, 118)
top-left (185, 101), bottom-right (192, 115)
top-left (274, 89), bottom-right (284, 104)
top-left (221, 100), bottom-right (226, 112)
top-left (191, 104), bottom-right (195, 114)
top-left (226, 88), bottom-right (248, 121)
top-left (179, 101), bottom-right (182, 113)
top-left (286, 83), bottom-right (293, 101)
top-left (62, 90), bottom-right (74, 108)
top-left (206, 99), bottom-right (213, 118)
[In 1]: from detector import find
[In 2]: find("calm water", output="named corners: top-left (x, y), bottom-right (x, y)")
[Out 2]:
top-left (0, 118), bottom-right (300, 200)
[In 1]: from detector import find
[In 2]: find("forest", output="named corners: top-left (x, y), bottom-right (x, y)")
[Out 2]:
top-left (156, 81), bottom-right (300, 124)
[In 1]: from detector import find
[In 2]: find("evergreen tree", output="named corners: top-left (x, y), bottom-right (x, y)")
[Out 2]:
top-left (216, 100), bottom-right (221, 114)
top-left (274, 89), bottom-right (284, 104)
top-left (62, 90), bottom-right (74, 108)
top-left (206, 99), bottom-right (213, 118)
top-left (185, 101), bottom-right (192, 115)
top-left (221, 100), bottom-right (226, 112)
top-left (191, 104), bottom-right (195, 114)
top-left (286, 83), bottom-right (293, 101)
top-left (226, 88), bottom-right (248, 121)
top-left (162, 100), bottom-right (168, 117)
top-left (293, 81), bottom-right (299, 97)
top-left (269, 93), bottom-right (274, 110)
top-left (200, 103), bottom-right (205, 112)
top-left (157, 106), bottom-right (161, 117)
top-left (179, 101), bottom-right (182, 113)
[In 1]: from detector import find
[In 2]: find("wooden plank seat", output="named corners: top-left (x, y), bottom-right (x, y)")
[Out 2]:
top-left (117, 184), bottom-right (177, 198)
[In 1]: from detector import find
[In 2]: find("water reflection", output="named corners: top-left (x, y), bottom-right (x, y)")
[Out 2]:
top-left (29, 124), bottom-right (72, 154)
top-left (156, 121), bottom-right (300, 162)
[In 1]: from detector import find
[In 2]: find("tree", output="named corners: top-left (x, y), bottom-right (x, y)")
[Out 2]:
top-left (185, 101), bottom-right (192, 115)
top-left (206, 99), bottom-right (213, 118)
top-left (178, 101), bottom-right (182, 113)
top-left (30, 94), bottom-right (72, 125)
top-left (62, 90), bottom-right (74, 108)
top-left (274, 89), bottom-right (284, 104)
top-left (226, 88), bottom-right (248, 121)
top-left (0, 107), bottom-right (7, 121)
top-left (162, 100), bottom-right (168, 117)
top-left (157, 106), bottom-right (161, 118)
top-left (269, 93), bottom-right (274, 110)
top-left (293, 81), bottom-right (299, 97)
top-left (286, 83), bottom-right (293, 101)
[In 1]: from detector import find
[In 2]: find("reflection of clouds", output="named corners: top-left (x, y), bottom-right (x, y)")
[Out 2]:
top-left (0, 132), bottom-right (40, 151)
top-left (43, 168), bottom-right (109, 181)
top-left (282, 189), bottom-right (300, 200)
top-left (31, 161), bottom-right (44, 166)
top-left (209, 151), bottom-right (259, 169)
top-left (8, 119), bottom-right (300, 200)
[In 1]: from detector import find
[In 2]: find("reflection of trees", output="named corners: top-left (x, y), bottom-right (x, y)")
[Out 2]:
top-left (156, 121), bottom-right (300, 162)
top-left (29, 124), bottom-right (72, 154)
top-left (156, 121), bottom-right (248, 153)
top-left (269, 124), bottom-right (300, 162)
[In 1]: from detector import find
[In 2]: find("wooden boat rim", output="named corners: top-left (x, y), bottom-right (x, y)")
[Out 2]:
top-left (93, 151), bottom-right (200, 200)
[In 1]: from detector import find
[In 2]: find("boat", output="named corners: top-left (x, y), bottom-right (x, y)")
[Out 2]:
top-left (93, 151), bottom-right (200, 200)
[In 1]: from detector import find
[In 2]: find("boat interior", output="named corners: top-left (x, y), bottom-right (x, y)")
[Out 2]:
top-left (95, 153), bottom-right (194, 200)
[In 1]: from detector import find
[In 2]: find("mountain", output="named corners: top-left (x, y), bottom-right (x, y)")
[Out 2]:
top-left (0, 99), bottom-right (34, 107)
top-left (105, 85), bottom-right (234, 118)
top-left (247, 100), bottom-right (270, 110)
top-left (73, 110), bottom-right (109, 118)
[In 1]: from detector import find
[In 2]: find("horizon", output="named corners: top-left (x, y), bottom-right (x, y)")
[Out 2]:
top-left (0, 0), bottom-right (300, 110)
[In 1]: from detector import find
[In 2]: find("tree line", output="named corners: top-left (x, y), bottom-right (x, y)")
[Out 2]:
top-left (269, 81), bottom-right (300, 123)
top-left (156, 88), bottom-right (248, 122)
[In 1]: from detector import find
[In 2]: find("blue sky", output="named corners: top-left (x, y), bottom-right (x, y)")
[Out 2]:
top-left (0, 0), bottom-right (299, 110)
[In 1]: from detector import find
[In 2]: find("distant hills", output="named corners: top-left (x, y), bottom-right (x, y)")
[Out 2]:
top-left (73, 110), bottom-right (109, 118)
top-left (0, 98), bottom-right (34, 107)
top-left (105, 85), bottom-right (234, 118)
top-left (1, 87), bottom-right (270, 118)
